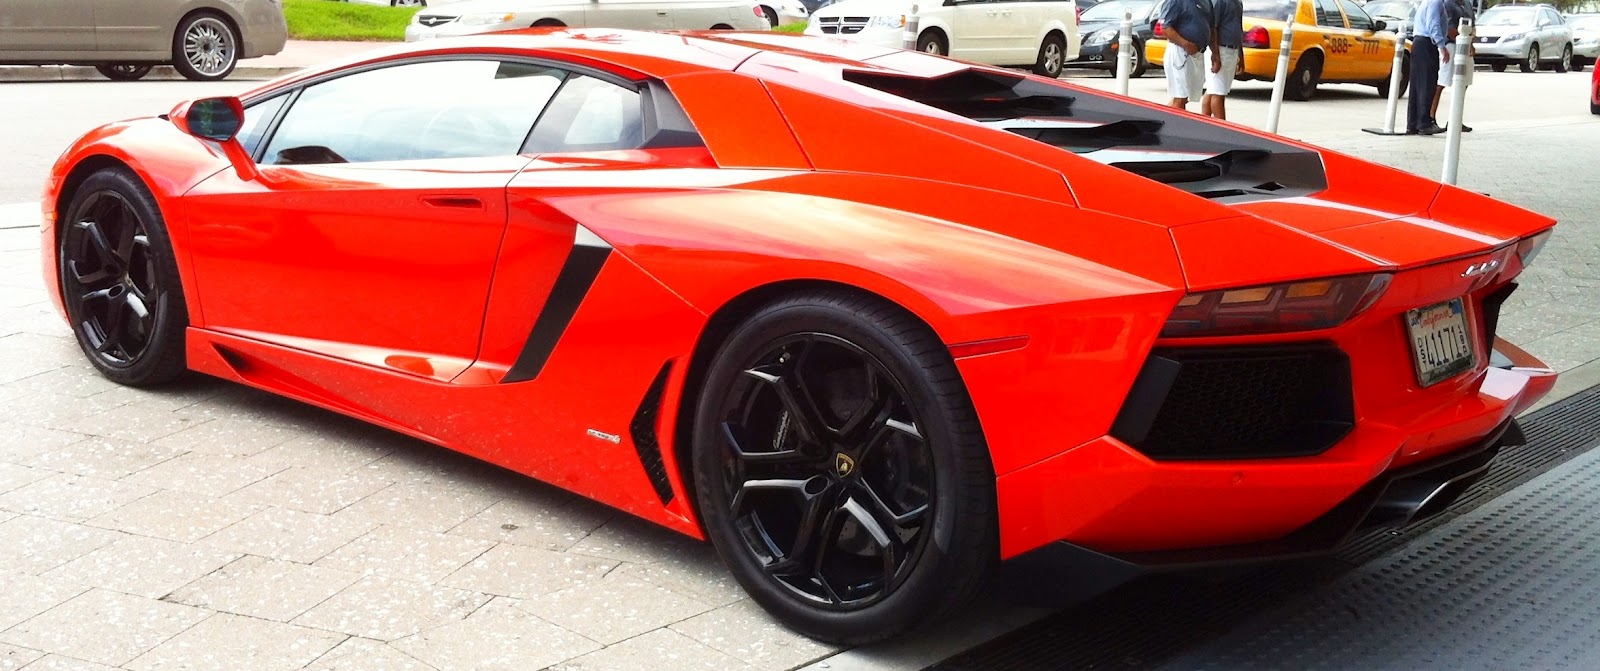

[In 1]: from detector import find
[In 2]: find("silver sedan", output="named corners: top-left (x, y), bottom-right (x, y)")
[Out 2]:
top-left (404, 0), bottom-right (770, 41)
top-left (0, 0), bottom-right (288, 80)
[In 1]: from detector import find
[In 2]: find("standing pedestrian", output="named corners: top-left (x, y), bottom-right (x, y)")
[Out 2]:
top-left (1408, 0), bottom-right (1449, 135)
top-left (1157, 0), bottom-right (1215, 111)
top-left (1203, 0), bottom-right (1243, 119)
top-left (1430, 0), bottom-right (1474, 132)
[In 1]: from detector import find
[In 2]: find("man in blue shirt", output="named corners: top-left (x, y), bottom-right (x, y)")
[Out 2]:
top-left (1407, 0), bottom-right (1450, 134)
top-left (1158, 0), bottom-right (1215, 110)
top-left (1202, 0), bottom-right (1244, 120)
top-left (1430, 0), bottom-right (1474, 132)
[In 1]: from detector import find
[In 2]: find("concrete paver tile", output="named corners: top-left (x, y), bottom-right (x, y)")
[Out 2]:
top-left (438, 543), bottom-right (615, 599)
top-left (670, 599), bottom-right (839, 670)
top-left (18, 436), bottom-right (186, 479)
top-left (247, 431), bottom-right (400, 473)
top-left (567, 515), bottom-right (706, 565)
top-left (315, 526), bottom-right (495, 584)
top-left (86, 489), bottom-right (260, 543)
top-left (0, 643), bottom-right (44, 671)
top-left (391, 598), bottom-right (599, 671)
top-left (0, 589), bottom-right (211, 667)
top-left (166, 555), bottom-right (360, 622)
top-left (349, 448), bottom-right (513, 492)
top-left (0, 571), bottom-right (90, 631)
top-left (83, 377), bottom-right (235, 413)
top-left (0, 425), bottom-right (87, 463)
top-left (445, 495), bottom-right (612, 552)
top-left (2, 390), bottom-right (127, 431)
top-left (64, 402), bottom-right (211, 444)
top-left (14, 654), bottom-right (119, 670)
top-left (6, 367), bottom-right (120, 398)
top-left (197, 507), bottom-right (377, 565)
top-left (123, 612), bottom-right (345, 671)
top-left (549, 629), bottom-right (752, 671)
top-left (227, 467), bottom-right (393, 515)
top-left (120, 453), bottom-right (287, 497)
top-left (336, 481), bottom-right (500, 534)
top-left (303, 637), bottom-right (438, 671)
top-left (0, 474), bottom-right (155, 522)
top-left (610, 550), bottom-right (748, 609)
top-left (0, 516), bottom-right (122, 575)
top-left (513, 572), bottom-right (714, 644)
top-left (150, 417), bottom-right (297, 458)
top-left (0, 464), bottom-right (53, 497)
top-left (42, 535), bottom-right (238, 599)
top-left (291, 576), bottom-right (492, 641)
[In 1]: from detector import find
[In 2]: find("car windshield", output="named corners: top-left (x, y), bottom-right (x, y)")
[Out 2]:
top-left (1082, 0), bottom-right (1156, 22)
top-left (1479, 7), bottom-right (1536, 26)
top-left (1364, 1), bottom-right (1414, 20)
top-left (1243, 0), bottom-right (1297, 21)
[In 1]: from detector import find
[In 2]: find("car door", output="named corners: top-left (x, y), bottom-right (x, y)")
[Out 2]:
top-left (1336, 0), bottom-right (1388, 80)
top-left (1541, 8), bottom-right (1563, 57)
top-left (0, 0), bottom-right (95, 52)
top-left (593, 0), bottom-right (676, 29)
top-left (1311, 0), bottom-right (1354, 79)
top-left (944, 0), bottom-right (1007, 61)
top-left (180, 58), bottom-right (566, 381)
top-left (986, 0), bottom-right (1041, 63)
top-left (92, 0), bottom-right (164, 53)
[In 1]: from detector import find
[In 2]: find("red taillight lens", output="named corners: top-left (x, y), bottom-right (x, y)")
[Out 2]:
top-left (1161, 274), bottom-right (1392, 338)
top-left (1516, 229), bottom-right (1553, 267)
top-left (1153, 20), bottom-right (1164, 37)
top-left (1243, 25), bottom-right (1270, 48)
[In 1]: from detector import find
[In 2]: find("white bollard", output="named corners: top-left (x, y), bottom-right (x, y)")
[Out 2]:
top-left (1115, 11), bottom-right (1133, 95)
top-left (1266, 20), bottom-right (1295, 134)
top-left (902, 6), bottom-right (920, 50)
top-left (1442, 18), bottom-right (1473, 184)
top-left (1362, 33), bottom-right (1408, 135)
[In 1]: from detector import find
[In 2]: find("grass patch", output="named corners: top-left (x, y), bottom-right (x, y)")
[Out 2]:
top-left (283, 0), bottom-right (417, 41)
top-left (775, 22), bottom-right (808, 33)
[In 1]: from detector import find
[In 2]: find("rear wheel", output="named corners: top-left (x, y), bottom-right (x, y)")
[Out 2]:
top-left (1034, 32), bottom-right (1066, 78)
top-left (762, 5), bottom-right (780, 26)
top-left (1492, 61), bottom-right (1507, 72)
top-left (1556, 44), bottom-right (1571, 73)
top-left (96, 64), bottom-right (152, 81)
top-left (391, 0), bottom-right (426, 6)
top-left (692, 291), bottom-right (997, 644)
top-left (1373, 52), bottom-right (1410, 98)
top-left (1130, 38), bottom-right (1148, 78)
top-left (532, 19), bottom-right (566, 27)
top-left (172, 13), bottom-right (238, 81)
top-left (1520, 43), bottom-right (1539, 73)
top-left (711, 23), bottom-right (734, 29)
top-left (916, 31), bottom-right (948, 56)
top-left (1286, 51), bottom-right (1322, 101)
top-left (58, 168), bottom-right (188, 387)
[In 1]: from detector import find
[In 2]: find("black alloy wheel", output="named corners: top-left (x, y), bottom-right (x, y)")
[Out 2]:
top-left (693, 291), bottom-right (996, 644)
top-left (97, 64), bottom-right (153, 81)
top-left (59, 169), bottom-right (187, 386)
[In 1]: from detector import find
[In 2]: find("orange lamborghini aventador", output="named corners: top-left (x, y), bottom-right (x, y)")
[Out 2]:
top-left (41, 28), bottom-right (1557, 643)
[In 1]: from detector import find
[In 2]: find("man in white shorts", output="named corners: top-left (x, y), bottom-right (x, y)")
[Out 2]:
top-left (1431, 0), bottom-right (1474, 132)
top-left (1157, 0), bottom-right (1215, 110)
top-left (1202, 0), bottom-right (1243, 120)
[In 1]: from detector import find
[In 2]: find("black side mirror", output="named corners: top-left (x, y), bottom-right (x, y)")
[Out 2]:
top-left (173, 97), bottom-right (246, 142)
top-left (1373, 19), bottom-right (1387, 31)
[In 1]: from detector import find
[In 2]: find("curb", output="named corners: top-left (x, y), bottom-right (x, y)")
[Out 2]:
top-left (0, 64), bottom-right (303, 82)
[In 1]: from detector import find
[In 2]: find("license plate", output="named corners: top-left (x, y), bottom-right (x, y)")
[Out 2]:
top-left (1406, 298), bottom-right (1475, 387)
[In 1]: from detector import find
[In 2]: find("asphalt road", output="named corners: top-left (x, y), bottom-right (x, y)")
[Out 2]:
top-left (0, 66), bottom-right (1592, 204)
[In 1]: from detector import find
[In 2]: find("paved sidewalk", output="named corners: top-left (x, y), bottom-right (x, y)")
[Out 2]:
top-left (0, 41), bottom-right (387, 83)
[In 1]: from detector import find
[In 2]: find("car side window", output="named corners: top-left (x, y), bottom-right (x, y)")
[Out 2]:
top-left (1312, 0), bottom-right (1345, 27)
top-left (237, 95), bottom-right (289, 158)
top-left (261, 60), bottom-right (566, 165)
top-left (1541, 8), bottom-right (1560, 25)
top-left (522, 75), bottom-right (643, 154)
top-left (1338, 0), bottom-right (1373, 30)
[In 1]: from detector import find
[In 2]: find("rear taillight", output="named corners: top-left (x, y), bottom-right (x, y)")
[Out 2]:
top-left (1161, 274), bottom-right (1392, 338)
top-left (1153, 20), bottom-right (1164, 38)
top-left (1243, 25), bottom-right (1270, 48)
top-left (1516, 229), bottom-right (1553, 268)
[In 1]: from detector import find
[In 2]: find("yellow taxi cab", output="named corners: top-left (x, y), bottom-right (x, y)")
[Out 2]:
top-left (1146, 0), bottom-right (1404, 100)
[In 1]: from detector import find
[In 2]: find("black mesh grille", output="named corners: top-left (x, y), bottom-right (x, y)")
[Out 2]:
top-left (629, 361), bottom-right (676, 505)
top-left (1113, 344), bottom-right (1354, 460)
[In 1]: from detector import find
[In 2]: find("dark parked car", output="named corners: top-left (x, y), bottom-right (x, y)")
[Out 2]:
top-left (1069, 0), bottom-right (1155, 76)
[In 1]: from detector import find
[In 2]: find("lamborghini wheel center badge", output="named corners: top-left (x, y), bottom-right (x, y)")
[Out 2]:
top-left (834, 453), bottom-right (856, 478)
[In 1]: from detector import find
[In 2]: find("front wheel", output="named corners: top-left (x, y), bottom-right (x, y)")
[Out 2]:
top-left (916, 31), bottom-right (948, 56)
top-left (1131, 39), bottom-right (1149, 78)
top-left (1491, 61), bottom-right (1508, 72)
top-left (762, 5), bottom-right (779, 26)
top-left (691, 291), bottom-right (997, 644)
top-left (172, 13), bottom-right (238, 81)
top-left (59, 168), bottom-right (189, 387)
top-left (391, 0), bottom-right (426, 6)
top-left (1520, 43), bottom-right (1539, 73)
top-left (97, 64), bottom-right (152, 81)
top-left (1033, 32), bottom-right (1066, 78)
top-left (1286, 52), bottom-right (1322, 101)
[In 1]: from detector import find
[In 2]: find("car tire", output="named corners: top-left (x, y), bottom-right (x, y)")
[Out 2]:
top-left (532, 19), bottom-right (566, 27)
top-left (391, 0), bottom-right (426, 6)
top-left (1033, 32), bottom-right (1067, 78)
top-left (1131, 39), bottom-right (1149, 77)
top-left (1492, 61), bottom-right (1507, 72)
top-left (691, 290), bottom-right (997, 644)
top-left (96, 64), bottom-right (152, 81)
top-left (171, 12), bottom-right (239, 81)
top-left (916, 31), bottom-right (948, 56)
top-left (762, 5), bottom-right (780, 27)
top-left (1556, 44), bottom-right (1571, 73)
top-left (58, 168), bottom-right (189, 387)
top-left (1520, 43), bottom-right (1538, 73)
top-left (1286, 51), bottom-right (1322, 101)
top-left (1574, 58), bottom-right (1587, 73)
top-left (1374, 51), bottom-right (1410, 98)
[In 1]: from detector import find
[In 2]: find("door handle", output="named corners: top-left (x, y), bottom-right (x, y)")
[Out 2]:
top-left (421, 195), bottom-right (485, 209)
top-left (657, 10), bottom-right (668, 15)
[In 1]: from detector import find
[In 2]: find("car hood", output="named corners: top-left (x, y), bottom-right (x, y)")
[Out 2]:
top-left (811, 0), bottom-right (915, 18)
top-left (1475, 24), bottom-right (1537, 38)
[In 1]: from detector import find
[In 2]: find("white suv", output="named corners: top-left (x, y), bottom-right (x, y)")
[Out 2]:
top-left (803, 0), bottom-right (1079, 77)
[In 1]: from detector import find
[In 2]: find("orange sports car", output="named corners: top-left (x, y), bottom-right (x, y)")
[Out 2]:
top-left (42, 28), bottom-right (1557, 643)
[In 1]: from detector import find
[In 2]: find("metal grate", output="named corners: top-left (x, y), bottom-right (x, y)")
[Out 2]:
top-left (629, 361), bottom-right (676, 505)
top-left (929, 382), bottom-right (1600, 671)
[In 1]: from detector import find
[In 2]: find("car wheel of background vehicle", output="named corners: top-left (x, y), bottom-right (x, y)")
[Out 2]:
top-left (96, 64), bottom-right (152, 81)
top-left (711, 23), bottom-right (734, 29)
top-left (58, 168), bottom-right (188, 387)
top-left (532, 18), bottom-right (566, 27)
top-left (1556, 44), bottom-right (1571, 73)
top-left (1131, 39), bottom-right (1149, 77)
top-left (1520, 43), bottom-right (1538, 73)
top-left (391, 0), bottom-right (426, 6)
top-left (762, 5), bottom-right (780, 26)
top-left (1373, 51), bottom-right (1409, 98)
top-left (916, 31), bottom-right (948, 56)
top-left (172, 13), bottom-right (238, 81)
top-left (691, 290), bottom-right (997, 644)
top-left (1574, 58), bottom-right (1587, 73)
top-left (1034, 32), bottom-right (1066, 78)
top-left (1492, 61), bottom-right (1507, 72)
top-left (1286, 51), bottom-right (1322, 101)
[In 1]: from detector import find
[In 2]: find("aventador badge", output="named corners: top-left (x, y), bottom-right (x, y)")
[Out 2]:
top-left (835, 453), bottom-right (856, 478)
top-left (586, 429), bottom-right (620, 444)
